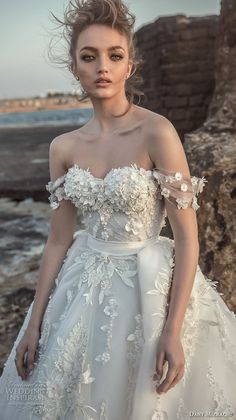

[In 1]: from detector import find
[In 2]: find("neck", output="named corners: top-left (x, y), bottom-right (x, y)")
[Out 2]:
top-left (90, 93), bottom-right (133, 135)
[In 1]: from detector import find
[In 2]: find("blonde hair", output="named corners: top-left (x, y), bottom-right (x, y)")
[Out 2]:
top-left (48, 0), bottom-right (145, 105)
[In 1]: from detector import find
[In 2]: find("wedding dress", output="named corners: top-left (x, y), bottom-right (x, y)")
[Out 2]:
top-left (0, 163), bottom-right (235, 420)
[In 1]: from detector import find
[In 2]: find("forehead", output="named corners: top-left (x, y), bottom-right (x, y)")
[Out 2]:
top-left (76, 24), bottom-right (128, 51)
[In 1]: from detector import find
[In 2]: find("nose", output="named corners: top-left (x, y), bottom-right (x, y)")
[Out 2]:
top-left (96, 54), bottom-right (109, 75)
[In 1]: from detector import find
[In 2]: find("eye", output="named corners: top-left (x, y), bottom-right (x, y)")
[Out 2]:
top-left (111, 54), bottom-right (123, 60)
top-left (81, 55), bottom-right (94, 61)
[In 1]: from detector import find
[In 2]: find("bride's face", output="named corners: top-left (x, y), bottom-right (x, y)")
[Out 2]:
top-left (73, 24), bottom-right (133, 99)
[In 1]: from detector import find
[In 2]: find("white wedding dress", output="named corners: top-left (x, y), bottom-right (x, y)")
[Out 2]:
top-left (0, 163), bottom-right (235, 420)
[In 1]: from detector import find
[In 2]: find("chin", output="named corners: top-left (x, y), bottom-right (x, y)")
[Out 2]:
top-left (91, 91), bottom-right (115, 99)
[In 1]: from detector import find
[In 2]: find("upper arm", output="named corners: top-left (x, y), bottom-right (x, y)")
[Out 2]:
top-left (46, 137), bottom-right (77, 246)
top-left (148, 115), bottom-right (203, 243)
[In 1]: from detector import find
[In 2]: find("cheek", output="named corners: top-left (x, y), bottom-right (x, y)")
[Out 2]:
top-left (76, 60), bottom-right (93, 76)
top-left (77, 66), bottom-right (90, 78)
top-left (119, 61), bottom-right (130, 76)
top-left (113, 63), bottom-right (128, 80)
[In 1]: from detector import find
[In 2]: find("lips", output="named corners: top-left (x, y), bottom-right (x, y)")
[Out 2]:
top-left (95, 77), bottom-right (112, 83)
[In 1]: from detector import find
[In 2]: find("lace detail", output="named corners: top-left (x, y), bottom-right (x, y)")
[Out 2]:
top-left (2, 155), bottom-right (236, 420)
top-left (153, 170), bottom-right (207, 210)
top-left (64, 164), bottom-right (164, 241)
top-left (126, 314), bottom-right (145, 416)
top-left (44, 165), bottom-right (154, 242)
top-left (180, 290), bottom-right (201, 385)
top-left (194, 274), bottom-right (236, 368)
top-left (151, 398), bottom-right (168, 420)
top-left (38, 317), bottom-right (51, 356)
top-left (45, 165), bottom-right (207, 243)
top-left (213, 298), bottom-right (236, 367)
top-left (66, 249), bottom-right (137, 305)
top-left (45, 166), bottom-right (208, 215)
top-left (32, 316), bottom-right (97, 419)
top-left (59, 288), bottom-right (73, 321)
top-left (94, 297), bottom-right (119, 365)
top-left (37, 293), bottom-right (55, 360)
top-left (45, 174), bottom-right (67, 209)
top-left (146, 242), bottom-right (175, 340)
top-left (206, 359), bottom-right (234, 416)
top-left (99, 400), bottom-right (108, 420)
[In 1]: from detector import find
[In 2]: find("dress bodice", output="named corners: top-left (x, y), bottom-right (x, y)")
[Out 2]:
top-left (45, 163), bottom-right (207, 242)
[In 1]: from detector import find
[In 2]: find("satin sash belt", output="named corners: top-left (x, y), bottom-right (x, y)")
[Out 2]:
top-left (85, 231), bottom-right (161, 256)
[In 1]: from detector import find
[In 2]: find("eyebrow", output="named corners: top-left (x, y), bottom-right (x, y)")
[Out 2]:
top-left (80, 45), bottom-right (125, 52)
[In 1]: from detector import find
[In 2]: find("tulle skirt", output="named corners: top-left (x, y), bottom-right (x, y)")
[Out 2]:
top-left (0, 230), bottom-right (235, 420)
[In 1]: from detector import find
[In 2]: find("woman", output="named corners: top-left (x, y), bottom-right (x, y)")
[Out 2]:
top-left (0, 0), bottom-right (235, 419)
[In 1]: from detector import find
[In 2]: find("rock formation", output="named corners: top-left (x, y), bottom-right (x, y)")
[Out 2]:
top-left (184, 0), bottom-right (236, 311)
top-left (136, 14), bottom-right (219, 141)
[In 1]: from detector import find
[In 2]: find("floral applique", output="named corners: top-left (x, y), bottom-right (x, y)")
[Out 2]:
top-left (213, 298), bottom-right (236, 367)
top-left (94, 297), bottom-right (119, 365)
top-left (45, 165), bottom-right (208, 243)
top-left (66, 249), bottom-right (137, 305)
top-left (99, 400), bottom-right (108, 420)
top-left (45, 174), bottom-right (67, 210)
top-left (146, 245), bottom-right (175, 340)
top-left (32, 316), bottom-right (96, 419)
top-left (126, 314), bottom-right (145, 416)
top-left (151, 398), bottom-right (168, 420)
top-left (153, 170), bottom-right (207, 211)
top-left (45, 164), bottom-right (166, 241)
top-left (206, 359), bottom-right (234, 416)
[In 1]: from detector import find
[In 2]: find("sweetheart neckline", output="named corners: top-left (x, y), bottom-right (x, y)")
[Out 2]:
top-left (68, 162), bottom-right (158, 182)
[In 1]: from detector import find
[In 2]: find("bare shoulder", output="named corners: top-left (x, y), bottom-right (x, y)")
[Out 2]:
top-left (143, 110), bottom-right (179, 140)
top-left (49, 124), bottom-right (89, 169)
top-left (50, 125), bottom-right (86, 148)
top-left (134, 105), bottom-right (176, 140)
top-left (138, 108), bottom-right (190, 174)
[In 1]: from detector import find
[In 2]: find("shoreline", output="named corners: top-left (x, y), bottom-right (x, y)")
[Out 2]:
top-left (0, 96), bottom-right (93, 114)
top-left (0, 103), bottom-right (93, 114)
top-left (0, 123), bottom-right (83, 134)
top-left (0, 123), bottom-right (83, 199)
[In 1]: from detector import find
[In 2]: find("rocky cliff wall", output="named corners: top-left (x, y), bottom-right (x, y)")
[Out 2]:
top-left (184, 0), bottom-right (236, 311)
top-left (136, 14), bottom-right (219, 141)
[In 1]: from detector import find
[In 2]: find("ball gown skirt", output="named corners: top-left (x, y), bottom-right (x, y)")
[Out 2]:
top-left (0, 164), bottom-right (235, 420)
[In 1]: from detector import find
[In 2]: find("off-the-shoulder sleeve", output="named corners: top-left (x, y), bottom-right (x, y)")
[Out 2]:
top-left (153, 169), bottom-right (207, 211)
top-left (45, 174), bottom-right (67, 210)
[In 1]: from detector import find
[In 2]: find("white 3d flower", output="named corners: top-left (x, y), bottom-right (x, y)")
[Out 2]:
top-left (161, 187), bottom-right (170, 198)
top-left (175, 172), bottom-right (183, 181)
top-left (191, 176), bottom-right (199, 186)
top-left (180, 183), bottom-right (188, 192)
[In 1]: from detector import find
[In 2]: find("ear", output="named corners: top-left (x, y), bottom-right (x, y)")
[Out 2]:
top-left (127, 60), bottom-right (134, 78)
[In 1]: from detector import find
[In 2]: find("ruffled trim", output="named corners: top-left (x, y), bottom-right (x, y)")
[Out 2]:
top-left (45, 174), bottom-right (67, 210)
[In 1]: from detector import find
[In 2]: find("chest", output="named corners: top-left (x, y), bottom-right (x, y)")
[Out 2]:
top-left (63, 165), bottom-right (162, 215)
top-left (67, 130), bottom-right (152, 179)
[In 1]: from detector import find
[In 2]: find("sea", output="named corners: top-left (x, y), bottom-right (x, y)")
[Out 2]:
top-left (0, 108), bottom-right (93, 129)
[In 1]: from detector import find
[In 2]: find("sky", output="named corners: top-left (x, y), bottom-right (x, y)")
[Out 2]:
top-left (0, 0), bottom-right (220, 99)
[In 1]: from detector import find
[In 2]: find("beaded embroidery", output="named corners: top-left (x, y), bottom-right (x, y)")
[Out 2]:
top-left (152, 170), bottom-right (207, 210)
top-left (45, 165), bottom-right (207, 242)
